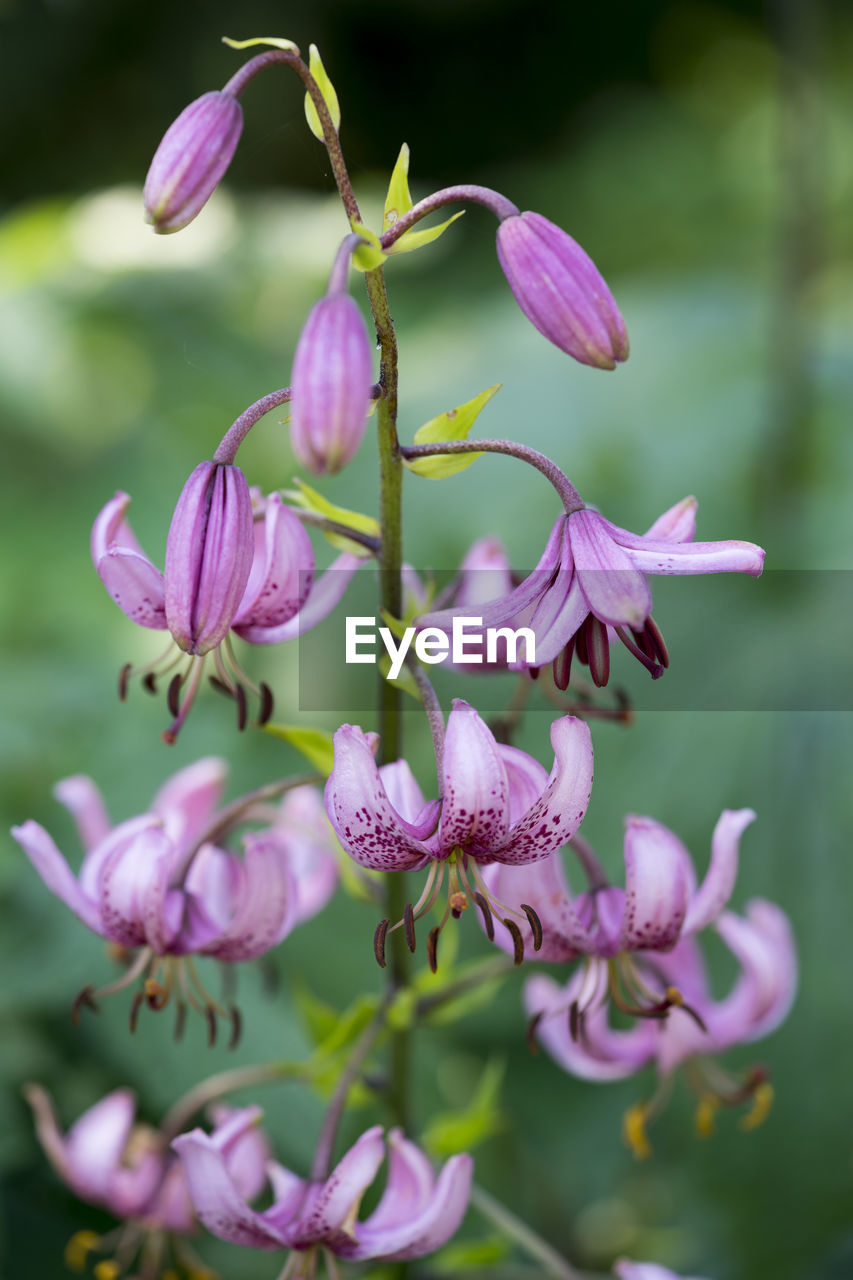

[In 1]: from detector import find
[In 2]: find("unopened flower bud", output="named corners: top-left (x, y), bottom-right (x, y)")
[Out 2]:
top-left (165, 461), bottom-right (254, 655)
top-left (496, 211), bottom-right (629, 369)
top-left (144, 91), bottom-right (243, 234)
top-left (289, 292), bottom-right (374, 475)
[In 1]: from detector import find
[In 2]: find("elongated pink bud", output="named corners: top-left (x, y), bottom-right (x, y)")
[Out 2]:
top-left (496, 211), bottom-right (629, 369)
top-left (289, 294), bottom-right (374, 474)
top-left (144, 91), bottom-right (243, 234)
top-left (164, 462), bottom-right (254, 655)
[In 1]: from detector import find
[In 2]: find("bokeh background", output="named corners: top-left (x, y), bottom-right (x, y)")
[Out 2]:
top-left (2, 1), bottom-right (851, 1277)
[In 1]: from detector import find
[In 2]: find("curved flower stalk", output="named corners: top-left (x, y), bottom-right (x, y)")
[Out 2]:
top-left (25, 1084), bottom-right (268, 1280)
top-left (325, 698), bottom-right (593, 969)
top-left (11, 760), bottom-right (338, 1043)
top-left (615, 1263), bottom-right (712, 1280)
top-left (525, 897), bottom-right (796, 1156)
top-left (174, 1115), bottom-right (473, 1272)
top-left (419, 496), bottom-right (765, 689)
top-left (93, 480), bottom-right (359, 740)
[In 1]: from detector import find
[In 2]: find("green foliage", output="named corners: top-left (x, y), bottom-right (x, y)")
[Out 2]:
top-left (261, 723), bottom-right (335, 774)
top-left (422, 1058), bottom-right (506, 1158)
top-left (283, 478), bottom-right (378, 555)
top-left (404, 385), bottom-right (501, 477)
top-left (433, 1235), bottom-right (510, 1272)
top-left (304, 43), bottom-right (341, 141)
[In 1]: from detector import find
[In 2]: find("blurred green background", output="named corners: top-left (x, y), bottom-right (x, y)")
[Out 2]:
top-left (2, 1), bottom-right (851, 1277)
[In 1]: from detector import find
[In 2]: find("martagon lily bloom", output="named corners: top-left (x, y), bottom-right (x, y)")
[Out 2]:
top-left (419, 496), bottom-right (765, 689)
top-left (173, 1116), bottom-right (473, 1274)
top-left (525, 896), bottom-right (796, 1157)
top-left (25, 1084), bottom-right (269, 1280)
top-left (325, 699), bottom-right (593, 969)
top-left (11, 759), bottom-right (338, 1043)
top-left (93, 474), bottom-right (358, 740)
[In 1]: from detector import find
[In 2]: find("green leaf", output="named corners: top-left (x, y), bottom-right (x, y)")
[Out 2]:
top-left (304, 44), bottom-right (341, 141)
top-left (387, 211), bottom-right (465, 257)
top-left (404, 385), bottom-right (501, 478)
top-left (262, 723), bottom-right (335, 774)
top-left (383, 144), bottom-right (414, 231)
top-left (422, 1058), bottom-right (506, 1158)
top-left (284, 478), bottom-right (378, 556)
top-left (350, 220), bottom-right (387, 273)
top-left (222, 35), bottom-right (299, 52)
top-left (292, 981), bottom-right (339, 1048)
top-left (433, 1236), bottom-right (510, 1272)
top-left (378, 653), bottom-right (422, 702)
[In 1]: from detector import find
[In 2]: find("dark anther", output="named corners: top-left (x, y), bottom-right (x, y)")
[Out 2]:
top-left (118, 663), bottom-right (132, 701)
top-left (145, 982), bottom-right (169, 1011)
top-left (173, 1000), bottom-right (187, 1043)
top-left (257, 682), bottom-right (274, 726)
top-left (525, 1010), bottom-right (544, 1053)
top-left (235, 683), bottom-right (248, 732)
top-left (569, 1000), bottom-right (581, 1043)
top-left (403, 903), bottom-right (416, 953)
top-left (71, 985), bottom-right (98, 1025)
top-left (473, 892), bottom-right (495, 942)
top-left (373, 918), bottom-right (390, 968)
top-left (528, 664), bottom-right (541, 681)
top-left (503, 917), bottom-right (525, 966)
top-left (521, 903), bottom-right (543, 951)
top-left (228, 1005), bottom-right (243, 1051)
top-left (167, 673), bottom-right (183, 717)
top-left (205, 1006), bottom-right (218, 1048)
top-left (129, 991), bottom-right (145, 1034)
top-left (552, 639), bottom-right (573, 692)
top-left (427, 926), bottom-right (441, 974)
top-left (586, 617), bottom-right (611, 688)
top-left (209, 676), bottom-right (234, 698)
top-left (679, 999), bottom-right (708, 1034)
top-left (142, 673), bottom-right (158, 694)
top-left (575, 623), bottom-right (589, 666)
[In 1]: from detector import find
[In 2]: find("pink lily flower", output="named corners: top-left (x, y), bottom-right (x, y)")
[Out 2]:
top-left (93, 479), bottom-right (359, 740)
top-left (419, 497), bottom-right (764, 689)
top-left (325, 699), bottom-right (593, 968)
top-left (12, 760), bottom-right (338, 1042)
top-left (174, 1115), bottom-right (473, 1270)
top-left (525, 897), bottom-right (796, 1154)
top-left (25, 1084), bottom-right (268, 1278)
top-left (615, 1263), bottom-right (711, 1280)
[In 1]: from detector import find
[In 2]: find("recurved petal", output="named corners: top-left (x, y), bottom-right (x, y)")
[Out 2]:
top-left (150, 757), bottom-right (228, 851)
top-left (11, 821), bottom-right (103, 934)
top-left (210, 1105), bottom-right (272, 1203)
top-left (63, 1089), bottom-right (139, 1200)
top-left (173, 1128), bottom-right (287, 1250)
top-left (493, 716), bottom-right (593, 865)
top-left (290, 1125), bottom-right (385, 1250)
top-left (569, 509), bottom-right (651, 628)
top-left (240, 551), bottom-right (361, 644)
top-left (97, 819), bottom-right (175, 949)
top-left (325, 726), bottom-right (434, 871)
top-left (712, 900), bottom-right (797, 1045)
top-left (496, 744), bottom-right (549, 822)
top-left (201, 836), bottom-right (295, 961)
top-left (355, 1133), bottom-right (473, 1261)
top-left (96, 547), bottom-right (168, 630)
top-left (642, 496), bottom-right (697, 543)
top-left (619, 817), bottom-right (691, 952)
top-left (604, 519), bottom-right (765, 577)
top-left (682, 809), bottom-right (755, 935)
top-left (525, 973), bottom-right (656, 1081)
top-left (439, 701), bottom-right (510, 855)
top-left (53, 776), bottom-right (112, 854)
top-left (90, 491), bottom-right (146, 564)
top-left (233, 494), bottom-right (314, 633)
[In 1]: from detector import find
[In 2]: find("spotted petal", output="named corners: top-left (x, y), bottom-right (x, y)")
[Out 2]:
top-left (290, 1126), bottom-right (385, 1250)
top-left (439, 701), bottom-right (511, 856)
top-left (173, 1127), bottom-right (288, 1250)
top-left (682, 809), bottom-right (755, 935)
top-left (619, 816), bottom-right (691, 952)
top-left (492, 716), bottom-right (593, 865)
top-left (233, 494), bottom-right (314, 635)
top-left (245, 551), bottom-right (361, 644)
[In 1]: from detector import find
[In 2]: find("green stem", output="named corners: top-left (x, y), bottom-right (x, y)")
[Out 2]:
top-left (470, 1184), bottom-right (586, 1280)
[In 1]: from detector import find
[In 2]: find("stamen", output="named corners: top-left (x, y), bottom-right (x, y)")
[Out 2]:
top-left (162, 657), bottom-right (207, 745)
top-left (167, 673), bottom-right (183, 717)
top-left (118, 664), bottom-right (132, 701)
top-left (71, 985), bottom-right (99, 1025)
top-left (502, 917), bottom-right (525, 966)
top-left (575, 623), bottom-right (589, 666)
top-left (65, 1229), bottom-right (101, 1272)
top-left (473, 891), bottom-right (495, 941)
top-left (614, 626), bottom-right (665, 679)
top-left (631, 615), bottom-right (669, 668)
top-left (209, 675), bottom-right (235, 698)
top-left (144, 976), bottom-right (170, 1011)
top-left (257, 681), bottom-right (275, 725)
top-left (403, 903), bottom-right (416, 953)
top-left (205, 1005), bottom-right (217, 1048)
top-left (173, 999), bottom-right (187, 1042)
top-left (228, 1004), bottom-right (243, 1051)
top-left (142, 672), bottom-right (158, 694)
top-left (93, 1261), bottom-right (120, 1280)
top-left (129, 990), bottom-right (145, 1033)
top-left (234, 682), bottom-right (248, 732)
top-left (585, 617), bottom-right (611, 687)
top-left (374, 918), bottom-right (390, 968)
top-left (427, 926), bottom-right (440, 973)
top-left (623, 1102), bottom-right (653, 1161)
top-left (521, 902), bottom-right (543, 951)
top-left (740, 1081), bottom-right (774, 1131)
top-left (552, 638), bottom-right (573, 691)
top-left (695, 1094), bottom-right (718, 1139)
top-left (569, 1000), bottom-right (581, 1043)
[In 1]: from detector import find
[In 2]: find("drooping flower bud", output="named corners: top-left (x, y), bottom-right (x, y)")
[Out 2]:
top-left (143, 91), bottom-right (243, 234)
top-left (289, 236), bottom-right (374, 474)
top-left (496, 210), bottom-right (629, 369)
top-left (164, 461), bottom-right (254, 655)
